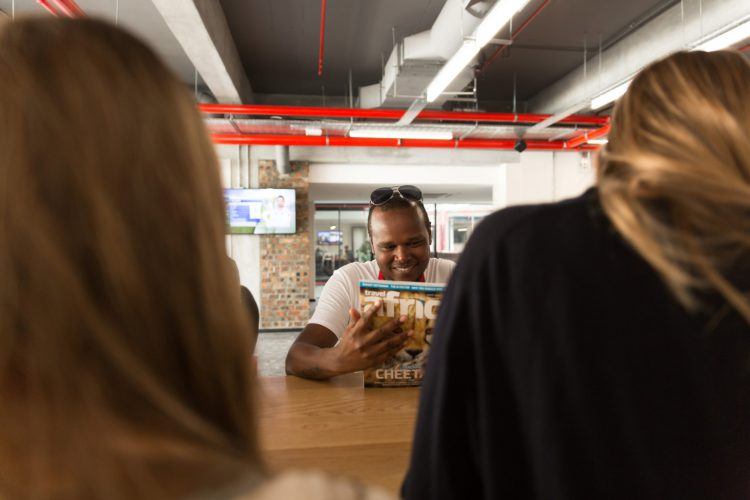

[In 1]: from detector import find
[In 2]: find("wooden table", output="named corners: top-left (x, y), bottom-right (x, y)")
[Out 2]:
top-left (257, 372), bottom-right (420, 493)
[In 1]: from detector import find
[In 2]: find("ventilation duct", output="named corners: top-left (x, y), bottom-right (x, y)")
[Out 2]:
top-left (529, 0), bottom-right (750, 116)
top-left (359, 0), bottom-right (490, 109)
top-left (275, 145), bottom-right (291, 175)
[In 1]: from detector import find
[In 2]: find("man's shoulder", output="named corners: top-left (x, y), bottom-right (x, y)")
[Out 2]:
top-left (428, 257), bottom-right (456, 272)
top-left (426, 257), bottom-right (456, 284)
top-left (331, 260), bottom-right (379, 282)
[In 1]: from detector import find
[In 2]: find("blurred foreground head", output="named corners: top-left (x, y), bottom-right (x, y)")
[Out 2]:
top-left (0, 17), bottom-right (260, 499)
top-left (598, 50), bottom-right (750, 323)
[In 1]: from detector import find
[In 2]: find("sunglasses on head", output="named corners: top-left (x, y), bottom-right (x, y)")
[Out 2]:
top-left (369, 185), bottom-right (423, 205)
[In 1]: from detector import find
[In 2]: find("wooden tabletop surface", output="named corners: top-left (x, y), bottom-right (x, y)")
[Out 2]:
top-left (257, 372), bottom-right (421, 494)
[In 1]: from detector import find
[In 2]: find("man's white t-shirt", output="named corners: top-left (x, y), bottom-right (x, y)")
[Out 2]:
top-left (309, 258), bottom-right (455, 338)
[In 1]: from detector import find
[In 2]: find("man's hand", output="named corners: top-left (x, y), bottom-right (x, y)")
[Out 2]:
top-left (330, 299), bottom-right (411, 375)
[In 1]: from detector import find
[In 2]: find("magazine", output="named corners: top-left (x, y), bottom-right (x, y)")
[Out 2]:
top-left (359, 280), bottom-right (445, 387)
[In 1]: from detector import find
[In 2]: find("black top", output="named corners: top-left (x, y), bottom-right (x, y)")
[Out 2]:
top-left (402, 189), bottom-right (750, 500)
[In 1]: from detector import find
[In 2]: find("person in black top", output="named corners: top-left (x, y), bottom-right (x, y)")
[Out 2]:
top-left (403, 50), bottom-right (750, 499)
top-left (229, 257), bottom-right (260, 349)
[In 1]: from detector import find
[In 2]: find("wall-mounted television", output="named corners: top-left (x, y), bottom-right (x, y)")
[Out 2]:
top-left (317, 230), bottom-right (342, 244)
top-left (224, 188), bottom-right (296, 234)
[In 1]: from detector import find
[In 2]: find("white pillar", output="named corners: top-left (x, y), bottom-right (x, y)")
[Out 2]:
top-left (491, 164), bottom-right (508, 209)
top-left (505, 151), bottom-right (555, 207)
top-left (216, 144), bottom-right (263, 316)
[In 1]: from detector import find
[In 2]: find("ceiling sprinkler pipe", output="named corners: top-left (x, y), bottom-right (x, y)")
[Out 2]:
top-left (478, 0), bottom-right (552, 74)
top-left (317, 0), bottom-right (327, 76)
top-left (565, 123), bottom-right (611, 149)
top-left (48, 0), bottom-right (83, 17)
top-left (37, 0), bottom-right (59, 16)
top-left (211, 133), bottom-right (598, 151)
top-left (199, 103), bottom-right (609, 126)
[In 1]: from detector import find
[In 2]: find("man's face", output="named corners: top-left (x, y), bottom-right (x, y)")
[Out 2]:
top-left (275, 196), bottom-right (285, 210)
top-left (370, 206), bottom-right (431, 282)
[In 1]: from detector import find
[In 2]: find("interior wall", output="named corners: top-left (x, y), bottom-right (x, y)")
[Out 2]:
top-left (258, 161), bottom-right (311, 330)
top-left (505, 151), bottom-right (595, 207)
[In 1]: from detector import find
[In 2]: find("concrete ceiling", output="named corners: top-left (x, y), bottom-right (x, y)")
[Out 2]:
top-left (217, 0), bottom-right (678, 110)
top-left (476, 0), bottom-right (680, 104)
top-left (3, 0), bottom-right (745, 111)
top-left (0, 0), bottom-right (204, 86)
top-left (218, 0), bottom-right (445, 98)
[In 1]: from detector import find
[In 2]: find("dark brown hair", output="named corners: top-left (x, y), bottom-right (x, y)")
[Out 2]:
top-left (0, 17), bottom-right (261, 499)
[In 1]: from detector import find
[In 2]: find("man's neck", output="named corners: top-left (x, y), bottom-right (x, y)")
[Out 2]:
top-left (377, 270), bottom-right (425, 282)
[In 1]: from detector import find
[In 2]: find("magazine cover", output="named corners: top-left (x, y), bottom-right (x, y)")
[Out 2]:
top-left (359, 280), bottom-right (445, 388)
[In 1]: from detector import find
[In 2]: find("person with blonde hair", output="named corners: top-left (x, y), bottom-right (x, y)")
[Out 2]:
top-left (403, 50), bottom-right (750, 499)
top-left (0, 17), bottom-right (389, 500)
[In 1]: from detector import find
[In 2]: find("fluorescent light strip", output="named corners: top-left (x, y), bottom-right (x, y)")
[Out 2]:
top-left (349, 128), bottom-right (453, 140)
top-left (426, 42), bottom-right (480, 103)
top-left (591, 18), bottom-right (750, 110)
top-left (692, 18), bottom-right (750, 52)
top-left (475, 0), bottom-right (530, 46)
top-left (590, 80), bottom-right (631, 110)
top-left (588, 138), bottom-right (609, 145)
top-left (425, 0), bottom-right (532, 102)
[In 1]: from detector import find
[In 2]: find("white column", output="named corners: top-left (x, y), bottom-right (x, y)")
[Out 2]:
top-left (491, 165), bottom-right (508, 209)
top-left (216, 144), bottom-right (262, 316)
top-left (505, 151), bottom-right (555, 206)
top-left (552, 151), bottom-right (595, 201)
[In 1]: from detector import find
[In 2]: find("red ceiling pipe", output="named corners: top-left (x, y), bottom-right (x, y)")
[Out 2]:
top-left (49, 0), bottom-right (84, 17)
top-left (317, 0), bottom-right (327, 76)
top-left (564, 123), bottom-right (611, 149)
top-left (210, 133), bottom-right (598, 151)
top-left (479, 0), bottom-right (552, 74)
top-left (199, 103), bottom-right (610, 126)
top-left (740, 44), bottom-right (750, 52)
top-left (37, 0), bottom-right (59, 16)
top-left (62, 0), bottom-right (85, 16)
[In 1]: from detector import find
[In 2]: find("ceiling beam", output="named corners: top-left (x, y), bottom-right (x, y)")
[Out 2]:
top-left (150, 0), bottom-right (252, 103)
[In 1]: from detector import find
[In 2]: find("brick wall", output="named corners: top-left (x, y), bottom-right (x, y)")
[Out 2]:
top-left (259, 161), bottom-right (310, 329)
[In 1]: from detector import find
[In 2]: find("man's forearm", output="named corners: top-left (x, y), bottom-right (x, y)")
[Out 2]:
top-left (285, 342), bottom-right (341, 379)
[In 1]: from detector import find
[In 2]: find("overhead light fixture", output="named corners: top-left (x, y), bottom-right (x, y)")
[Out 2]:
top-left (349, 128), bottom-right (453, 140)
top-left (426, 42), bottom-right (480, 103)
top-left (304, 126), bottom-right (323, 136)
top-left (329, 225), bottom-right (337, 230)
top-left (588, 138), bottom-right (608, 145)
top-left (425, 0), bottom-right (532, 102)
top-left (590, 80), bottom-right (631, 110)
top-left (589, 19), bottom-right (750, 111)
top-left (692, 18), bottom-right (750, 51)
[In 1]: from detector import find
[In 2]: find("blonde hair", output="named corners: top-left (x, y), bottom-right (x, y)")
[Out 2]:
top-left (598, 50), bottom-right (750, 322)
top-left (0, 18), bottom-right (261, 498)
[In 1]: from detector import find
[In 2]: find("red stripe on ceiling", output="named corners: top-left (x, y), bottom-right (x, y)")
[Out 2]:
top-left (199, 103), bottom-right (610, 126)
top-left (210, 133), bottom-right (600, 151)
top-left (317, 0), bottom-right (327, 76)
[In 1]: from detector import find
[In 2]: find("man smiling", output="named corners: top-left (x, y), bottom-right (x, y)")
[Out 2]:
top-left (285, 185), bottom-right (455, 380)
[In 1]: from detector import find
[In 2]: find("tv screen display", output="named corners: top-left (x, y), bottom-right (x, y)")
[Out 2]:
top-left (224, 188), bottom-right (296, 234)
top-left (317, 230), bottom-right (342, 244)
